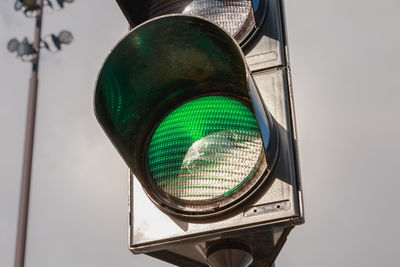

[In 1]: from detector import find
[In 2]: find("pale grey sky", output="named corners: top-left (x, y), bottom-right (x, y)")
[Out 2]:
top-left (1, 1), bottom-right (400, 267)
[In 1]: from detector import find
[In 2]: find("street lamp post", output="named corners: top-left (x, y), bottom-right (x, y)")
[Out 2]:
top-left (7, 1), bottom-right (74, 266)
top-left (15, 2), bottom-right (43, 266)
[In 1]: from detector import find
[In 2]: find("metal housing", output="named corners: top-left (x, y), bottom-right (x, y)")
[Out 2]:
top-left (125, 0), bottom-right (304, 266)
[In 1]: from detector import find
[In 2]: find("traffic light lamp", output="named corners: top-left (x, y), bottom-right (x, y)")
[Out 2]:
top-left (95, 1), bottom-right (304, 266)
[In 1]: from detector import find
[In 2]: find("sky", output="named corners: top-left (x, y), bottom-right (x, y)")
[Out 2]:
top-left (1, 0), bottom-right (400, 267)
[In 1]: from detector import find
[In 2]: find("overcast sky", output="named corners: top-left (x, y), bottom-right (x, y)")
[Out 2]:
top-left (1, 1), bottom-right (400, 267)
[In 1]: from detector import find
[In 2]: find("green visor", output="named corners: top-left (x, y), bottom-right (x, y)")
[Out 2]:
top-left (94, 15), bottom-right (274, 213)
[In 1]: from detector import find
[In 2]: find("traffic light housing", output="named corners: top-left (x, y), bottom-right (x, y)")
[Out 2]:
top-left (95, 1), bottom-right (304, 266)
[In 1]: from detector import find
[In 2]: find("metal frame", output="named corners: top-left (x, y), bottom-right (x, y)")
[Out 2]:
top-left (118, 0), bottom-right (304, 265)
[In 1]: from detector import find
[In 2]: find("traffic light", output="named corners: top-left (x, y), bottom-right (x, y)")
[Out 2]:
top-left (94, 0), bottom-right (304, 266)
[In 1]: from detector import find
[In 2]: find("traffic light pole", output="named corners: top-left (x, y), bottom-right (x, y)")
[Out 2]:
top-left (15, 1), bottom-right (44, 266)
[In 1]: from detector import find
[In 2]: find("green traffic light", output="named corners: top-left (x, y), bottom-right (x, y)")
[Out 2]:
top-left (148, 96), bottom-right (263, 202)
top-left (94, 15), bottom-right (276, 215)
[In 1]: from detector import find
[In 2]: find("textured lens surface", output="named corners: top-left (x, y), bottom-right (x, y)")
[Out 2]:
top-left (147, 0), bottom-right (252, 37)
top-left (148, 96), bottom-right (263, 201)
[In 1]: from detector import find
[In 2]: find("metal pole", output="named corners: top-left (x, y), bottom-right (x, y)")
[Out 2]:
top-left (15, 1), bottom-right (44, 266)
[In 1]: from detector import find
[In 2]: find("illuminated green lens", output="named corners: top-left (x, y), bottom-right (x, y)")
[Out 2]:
top-left (148, 96), bottom-right (263, 201)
